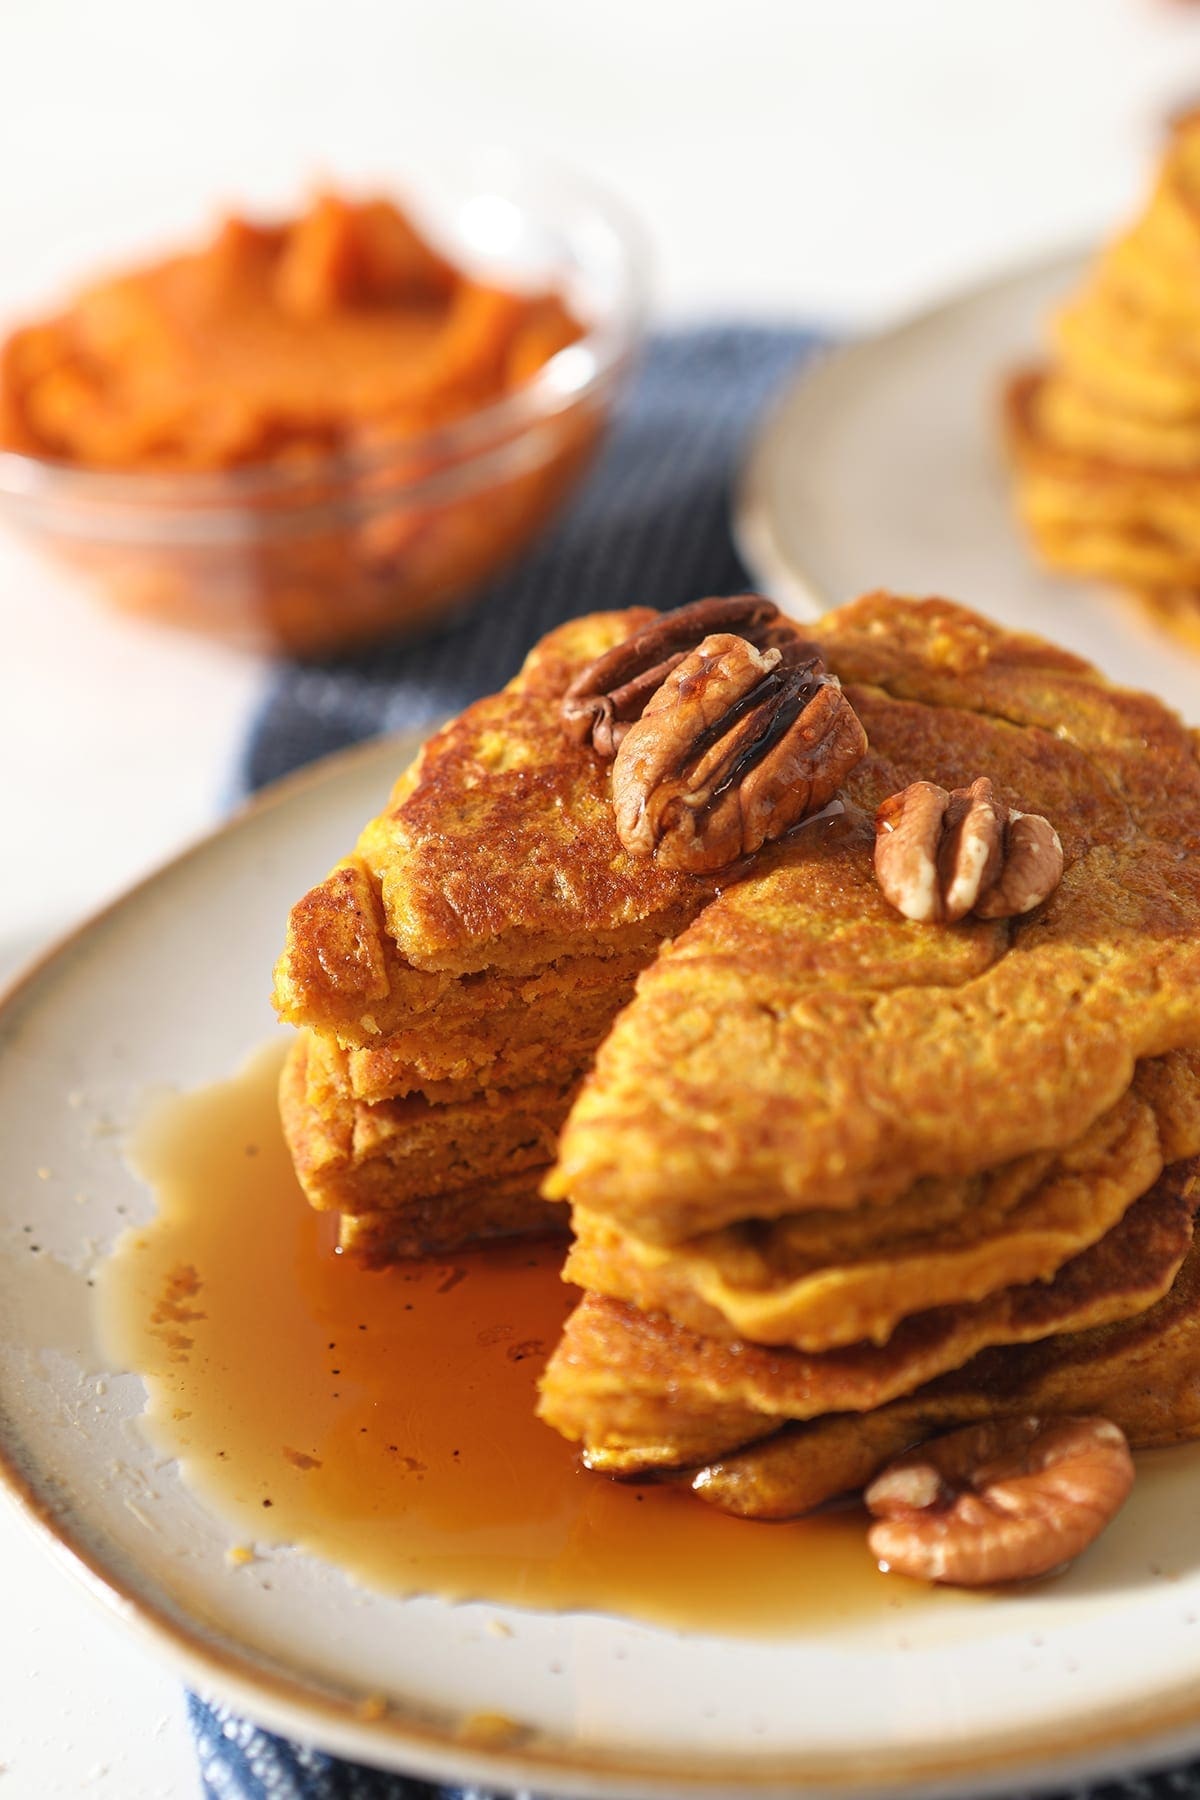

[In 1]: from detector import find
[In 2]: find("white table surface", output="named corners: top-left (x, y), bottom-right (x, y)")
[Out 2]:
top-left (3, 1), bottom-right (1200, 1793)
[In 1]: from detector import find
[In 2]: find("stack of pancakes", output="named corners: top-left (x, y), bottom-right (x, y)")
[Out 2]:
top-left (273, 610), bottom-right (727, 1263)
top-left (537, 594), bottom-right (1200, 1515)
top-left (1006, 110), bottom-right (1200, 648)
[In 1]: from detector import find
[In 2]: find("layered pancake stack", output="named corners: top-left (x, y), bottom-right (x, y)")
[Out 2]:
top-left (273, 586), bottom-right (1200, 1550)
top-left (1006, 110), bottom-right (1200, 647)
top-left (538, 594), bottom-right (1200, 1517)
top-left (273, 604), bottom-right (803, 1262)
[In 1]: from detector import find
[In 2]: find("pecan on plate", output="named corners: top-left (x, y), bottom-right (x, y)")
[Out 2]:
top-left (864, 1416), bottom-right (1134, 1586)
top-left (561, 594), bottom-right (804, 757)
top-left (611, 631), bottom-right (868, 872)
top-left (874, 776), bottom-right (1063, 924)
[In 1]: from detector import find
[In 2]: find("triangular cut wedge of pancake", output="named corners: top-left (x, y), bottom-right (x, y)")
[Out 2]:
top-left (272, 610), bottom-right (733, 1094)
top-left (537, 1161), bottom-right (1199, 1473)
top-left (566, 1050), bottom-right (1200, 1352)
top-left (271, 607), bottom-right (772, 1249)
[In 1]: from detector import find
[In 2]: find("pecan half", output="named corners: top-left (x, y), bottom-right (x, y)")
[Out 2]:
top-left (611, 632), bottom-right (868, 872)
top-left (561, 595), bottom-right (805, 758)
top-left (864, 1416), bottom-right (1134, 1586)
top-left (874, 776), bottom-right (1063, 923)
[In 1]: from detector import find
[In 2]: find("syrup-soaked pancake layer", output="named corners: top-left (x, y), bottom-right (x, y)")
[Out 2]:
top-left (692, 1171), bottom-right (1200, 1520)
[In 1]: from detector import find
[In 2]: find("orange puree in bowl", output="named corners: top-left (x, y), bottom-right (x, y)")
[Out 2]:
top-left (0, 194), bottom-right (582, 472)
top-left (0, 190), bottom-right (613, 653)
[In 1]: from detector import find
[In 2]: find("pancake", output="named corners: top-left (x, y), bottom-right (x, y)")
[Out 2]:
top-left (1024, 366), bottom-right (1200, 471)
top-left (270, 607), bottom-right (728, 1213)
top-left (1004, 110), bottom-right (1200, 643)
top-left (692, 1170), bottom-right (1200, 1519)
top-left (567, 1048), bottom-right (1200, 1351)
top-left (1006, 372), bottom-right (1200, 589)
top-left (565, 1069), bottom-right (1172, 1351)
top-left (273, 599), bottom-right (855, 1255)
top-left (271, 607), bottom-right (790, 1251)
top-left (269, 606), bottom-right (764, 1271)
top-left (546, 595), bottom-right (1200, 1243)
top-left (537, 1162), bottom-right (1198, 1473)
top-left (341, 974), bottom-right (637, 1105)
top-left (280, 1032), bottom-right (574, 1217)
top-left (275, 860), bottom-right (647, 1076)
top-left (273, 610), bottom-right (721, 1018)
top-left (336, 1174), bottom-right (564, 1265)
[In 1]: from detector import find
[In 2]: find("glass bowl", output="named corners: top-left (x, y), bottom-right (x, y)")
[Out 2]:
top-left (0, 152), bottom-right (647, 657)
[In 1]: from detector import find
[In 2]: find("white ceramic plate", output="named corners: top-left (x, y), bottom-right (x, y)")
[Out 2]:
top-left (8, 741), bottom-right (1200, 1800)
top-left (735, 251), bottom-right (1200, 725)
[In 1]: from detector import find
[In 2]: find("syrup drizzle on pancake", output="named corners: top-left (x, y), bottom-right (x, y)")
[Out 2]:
top-left (95, 1041), bottom-right (913, 1637)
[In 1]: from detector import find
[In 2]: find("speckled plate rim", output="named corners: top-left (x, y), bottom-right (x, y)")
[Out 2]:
top-left (5, 734), bottom-right (1200, 1799)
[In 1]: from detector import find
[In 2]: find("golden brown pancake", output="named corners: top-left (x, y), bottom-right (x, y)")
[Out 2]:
top-left (271, 610), bottom-right (741, 1262)
top-left (566, 1048), bottom-right (1200, 1352)
top-left (272, 609), bottom-right (745, 1252)
top-left (275, 853), bottom-right (647, 1086)
top-left (280, 1032), bottom-right (573, 1219)
top-left (341, 975), bottom-right (638, 1106)
top-left (1006, 373), bottom-right (1200, 610)
top-left (1004, 111), bottom-right (1200, 644)
top-left (337, 1175), bottom-right (565, 1265)
top-left (273, 611), bottom-right (718, 1020)
top-left (565, 1074), bottom-right (1168, 1352)
top-left (692, 1171), bottom-right (1200, 1519)
top-left (537, 1162), bottom-right (1199, 1473)
top-left (547, 595), bottom-right (1200, 1243)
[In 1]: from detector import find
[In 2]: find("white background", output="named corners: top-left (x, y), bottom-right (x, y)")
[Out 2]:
top-left (2, 2), bottom-right (1200, 1793)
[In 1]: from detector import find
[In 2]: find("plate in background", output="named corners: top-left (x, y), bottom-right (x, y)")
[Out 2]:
top-left (7, 733), bottom-right (1200, 1797)
top-left (735, 251), bottom-right (1200, 725)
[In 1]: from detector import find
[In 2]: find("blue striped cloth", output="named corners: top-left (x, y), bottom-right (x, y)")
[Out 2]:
top-left (203, 324), bottom-right (1200, 1800)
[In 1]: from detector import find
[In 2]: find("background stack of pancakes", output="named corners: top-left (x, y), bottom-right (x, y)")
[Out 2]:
top-left (537, 595), bottom-right (1200, 1516)
top-left (1007, 111), bottom-right (1200, 649)
top-left (272, 611), bottom-right (727, 1264)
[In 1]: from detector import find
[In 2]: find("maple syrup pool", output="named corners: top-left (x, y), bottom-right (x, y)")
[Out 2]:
top-left (96, 1040), bottom-right (892, 1636)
